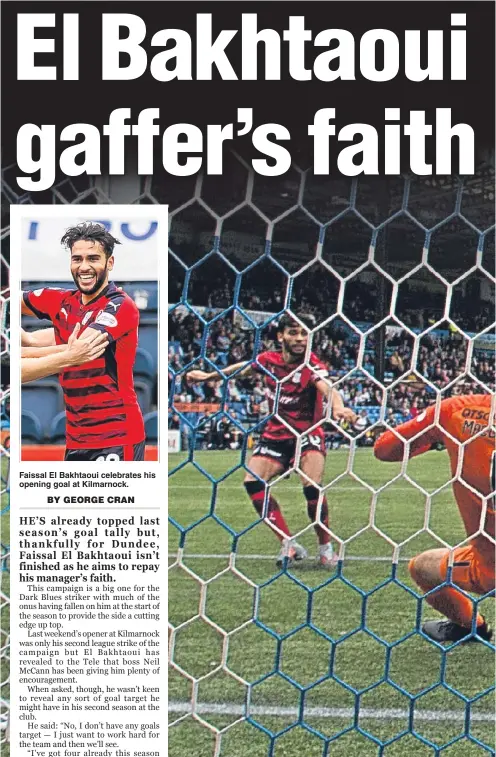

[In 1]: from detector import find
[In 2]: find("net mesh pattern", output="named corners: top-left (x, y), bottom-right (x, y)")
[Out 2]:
top-left (1, 160), bottom-right (495, 755)
top-left (167, 159), bottom-right (495, 756)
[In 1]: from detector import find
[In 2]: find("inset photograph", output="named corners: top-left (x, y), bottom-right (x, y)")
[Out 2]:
top-left (18, 209), bottom-right (162, 461)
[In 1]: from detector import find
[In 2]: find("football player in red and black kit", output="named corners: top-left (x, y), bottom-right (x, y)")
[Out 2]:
top-left (187, 315), bottom-right (357, 567)
top-left (22, 222), bottom-right (145, 461)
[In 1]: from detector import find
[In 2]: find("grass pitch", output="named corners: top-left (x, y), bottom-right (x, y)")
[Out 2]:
top-left (169, 449), bottom-right (495, 757)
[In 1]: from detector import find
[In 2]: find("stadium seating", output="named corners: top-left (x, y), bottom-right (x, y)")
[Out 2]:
top-left (134, 380), bottom-right (152, 415)
top-left (49, 412), bottom-right (66, 445)
top-left (126, 283), bottom-right (158, 312)
top-left (138, 324), bottom-right (158, 370)
top-left (22, 380), bottom-right (64, 439)
top-left (21, 410), bottom-right (43, 443)
top-left (134, 347), bottom-right (155, 383)
top-left (144, 411), bottom-right (158, 443)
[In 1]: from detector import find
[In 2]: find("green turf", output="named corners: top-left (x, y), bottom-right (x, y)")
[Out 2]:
top-left (169, 449), bottom-right (495, 757)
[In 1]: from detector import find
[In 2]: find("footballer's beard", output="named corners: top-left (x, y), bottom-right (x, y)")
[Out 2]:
top-left (283, 340), bottom-right (307, 361)
top-left (72, 265), bottom-right (108, 296)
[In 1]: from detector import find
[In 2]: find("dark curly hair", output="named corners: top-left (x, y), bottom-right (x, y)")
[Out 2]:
top-left (60, 222), bottom-right (121, 259)
top-left (277, 313), bottom-right (315, 332)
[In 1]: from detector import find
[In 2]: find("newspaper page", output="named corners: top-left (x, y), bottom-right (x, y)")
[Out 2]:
top-left (2, 3), bottom-right (495, 757)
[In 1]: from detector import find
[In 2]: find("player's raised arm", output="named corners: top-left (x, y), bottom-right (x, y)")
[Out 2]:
top-left (21, 344), bottom-right (66, 358)
top-left (21, 327), bottom-right (56, 350)
top-left (374, 403), bottom-right (442, 462)
top-left (186, 361), bottom-right (253, 383)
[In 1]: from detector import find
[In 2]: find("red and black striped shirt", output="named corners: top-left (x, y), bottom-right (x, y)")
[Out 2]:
top-left (24, 283), bottom-right (145, 449)
top-left (251, 351), bottom-right (328, 441)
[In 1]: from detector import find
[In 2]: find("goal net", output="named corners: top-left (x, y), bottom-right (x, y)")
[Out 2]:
top-left (1, 204), bottom-right (11, 743)
top-left (168, 160), bottom-right (495, 756)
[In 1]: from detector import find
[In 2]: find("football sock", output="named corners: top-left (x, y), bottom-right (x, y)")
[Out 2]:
top-left (244, 480), bottom-right (291, 541)
top-left (303, 486), bottom-right (330, 545)
top-left (409, 559), bottom-right (484, 628)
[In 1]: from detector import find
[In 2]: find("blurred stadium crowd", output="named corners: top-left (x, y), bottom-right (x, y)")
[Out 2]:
top-left (169, 274), bottom-right (495, 452)
top-left (169, 261), bottom-right (494, 336)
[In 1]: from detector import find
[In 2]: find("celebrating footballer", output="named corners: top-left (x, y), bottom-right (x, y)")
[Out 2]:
top-left (187, 314), bottom-right (358, 568)
top-left (21, 222), bottom-right (146, 462)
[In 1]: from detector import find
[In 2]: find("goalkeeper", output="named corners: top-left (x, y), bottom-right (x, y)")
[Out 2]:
top-left (375, 392), bottom-right (494, 643)
top-left (187, 314), bottom-right (357, 568)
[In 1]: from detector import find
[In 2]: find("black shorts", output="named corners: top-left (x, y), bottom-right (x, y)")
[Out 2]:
top-left (64, 441), bottom-right (146, 462)
top-left (252, 434), bottom-right (325, 471)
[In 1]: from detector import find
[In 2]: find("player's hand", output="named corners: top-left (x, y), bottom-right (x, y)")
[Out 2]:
top-left (77, 325), bottom-right (108, 343)
top-left (333, 408), bottom-right (359, 424)
top-left (186, 370), bottom-right (212, 383)
top-left (67, 323), bottom-right (108, 365)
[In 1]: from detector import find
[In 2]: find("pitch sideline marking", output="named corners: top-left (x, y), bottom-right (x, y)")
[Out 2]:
top-left (168, 552), bottom-right (411, 563)
top-left (169, 485), bottom-right (432, 491)
top-left (168, 701), bottom-right (495, 723)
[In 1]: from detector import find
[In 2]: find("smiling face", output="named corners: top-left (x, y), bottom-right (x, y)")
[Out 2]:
top-left (70, 240), bottom-right (114, 301)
